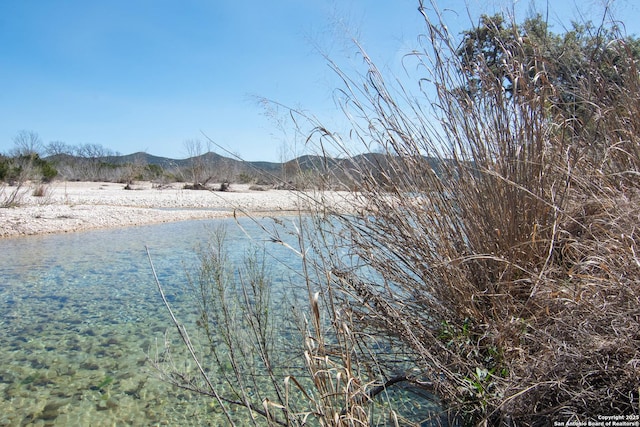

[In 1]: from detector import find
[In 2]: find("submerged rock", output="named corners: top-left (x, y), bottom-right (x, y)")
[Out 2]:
top-left (96, 397), bottom-right (118, 411)
top-left (39, 399), bottom-right (70, 420)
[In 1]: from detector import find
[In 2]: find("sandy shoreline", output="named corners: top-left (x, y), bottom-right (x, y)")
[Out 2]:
top-left (0, 181), bottom-right (315, 238)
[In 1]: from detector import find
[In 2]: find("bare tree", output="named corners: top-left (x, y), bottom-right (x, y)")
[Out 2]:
top-left (183, 138), bottom-right (213, 189)
top-left (73, 143), bottom-right (116, 180)
top-left (45, 140), bottom-right (73, 157)
top-left (11, 130), bottom-right (44, 157)
top-left (76, 143), bottom-right (114, 159)
top-left (8, 130), bottom-right (47, 182)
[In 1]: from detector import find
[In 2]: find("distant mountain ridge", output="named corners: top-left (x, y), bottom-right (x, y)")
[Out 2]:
top-left (99, 151), bottom-right (443, 172)
top-left (103, 151), bottom-right (282, 173)
top-left (46, 151), bottom-right (446, 185)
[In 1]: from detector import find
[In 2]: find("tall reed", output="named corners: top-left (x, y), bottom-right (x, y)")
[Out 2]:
top-left (296, 1), bottom-right (640, 423)
top-left (148, 222), bottom-right (420, 426)
top-left (153, 1), bottom-right (640, 424)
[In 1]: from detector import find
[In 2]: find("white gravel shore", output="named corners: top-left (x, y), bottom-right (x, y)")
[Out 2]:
top-left (0, 181), bottom-right (322, 238)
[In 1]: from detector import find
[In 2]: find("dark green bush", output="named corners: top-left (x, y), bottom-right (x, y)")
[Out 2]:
top-left (37, 159), bottom-right (58, 182)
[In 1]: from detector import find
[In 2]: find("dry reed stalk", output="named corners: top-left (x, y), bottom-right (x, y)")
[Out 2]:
top-left (150, 1), bottom-right (640, 424)
top-left (293, 1), bottom-right (640, 423)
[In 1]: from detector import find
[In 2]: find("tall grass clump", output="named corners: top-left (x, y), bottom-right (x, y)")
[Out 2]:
top-left (148, 223), bottom-right (424, 425)
top-left (152, 1), bottom-right (639, 425)
top-left (294, 1), bottom-right (640, 424)
top-left (148, 227), bottom-right (299, 426)
top-left (0, 181), bottom-right (27, 207)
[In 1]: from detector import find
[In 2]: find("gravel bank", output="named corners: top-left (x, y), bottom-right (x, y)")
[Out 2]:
top-left (0, 181), bottom-right (313, 238)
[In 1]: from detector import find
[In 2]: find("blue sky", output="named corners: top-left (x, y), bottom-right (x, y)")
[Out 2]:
top-left (1, 1), bottom-right (638, 162)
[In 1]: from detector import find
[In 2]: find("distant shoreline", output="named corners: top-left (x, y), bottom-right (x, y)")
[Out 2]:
top-left (0, 181), bottom-right (314, 238)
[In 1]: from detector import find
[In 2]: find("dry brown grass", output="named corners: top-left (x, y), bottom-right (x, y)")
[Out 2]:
top-left (293, 1), bottom-right (640, 424)
top-left (147, 223), bottom-right (412, 426)
top-left (151, 1), bottom-right (639, 425)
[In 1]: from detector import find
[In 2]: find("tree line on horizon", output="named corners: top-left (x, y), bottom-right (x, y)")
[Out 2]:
top-left (0, 130), bottom-right (302, 188)
top-left (1, 129), bottom-right (447, 192)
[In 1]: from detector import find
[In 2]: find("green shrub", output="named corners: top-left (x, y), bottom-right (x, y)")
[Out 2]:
top-left (237, 172), bottom-right (254, 184)
top-left (0, 157), bottom-right (9, 181)
top-left (39, 161), bottom-right (58, 182)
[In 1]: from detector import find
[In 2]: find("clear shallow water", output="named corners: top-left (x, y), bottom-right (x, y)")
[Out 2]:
top-left (0, 217), bottom-right (303, 426)
top-left (0, 217), bottom-right (442, 426)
